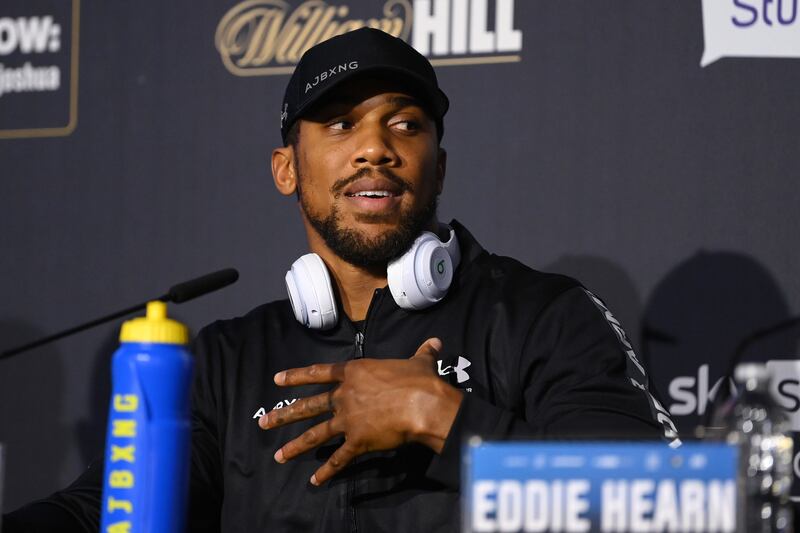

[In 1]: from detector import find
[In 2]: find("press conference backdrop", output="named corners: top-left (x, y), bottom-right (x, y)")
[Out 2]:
top-left (1, 0), bottom-right (799, 513)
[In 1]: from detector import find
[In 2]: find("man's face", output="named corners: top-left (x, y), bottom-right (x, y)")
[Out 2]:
top-left (288, 77), bottom-right (445, 268)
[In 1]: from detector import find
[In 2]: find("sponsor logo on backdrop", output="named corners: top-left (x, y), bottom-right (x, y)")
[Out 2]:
top-left (701, 0), bottom-right (800, 66)
top-left (669, 359), bottom-right (800, 500)
top-left (0, 0), bottom-right (80, 139)
top-left (767, 360), bottom-right (800, 429)
top-left (766, 360), bottom-right (800, 502)
top-left (667, 360), bottom-right (800, 427)
top-left (215, 0), bottom-right (523, 76)
top-left (667, 364), bottom-right (736, 417)
top-left (0, 18), bottom-right (61, 96)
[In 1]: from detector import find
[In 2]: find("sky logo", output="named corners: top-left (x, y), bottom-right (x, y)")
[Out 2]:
top-left (701, 0), bottom-right (800, 66)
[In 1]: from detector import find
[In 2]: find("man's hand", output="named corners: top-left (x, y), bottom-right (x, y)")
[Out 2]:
top-left (258, 337), bottom-right (463, 486)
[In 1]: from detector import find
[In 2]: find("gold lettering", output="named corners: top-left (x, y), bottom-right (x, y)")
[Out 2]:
top-left (112, 420), bottom-right (136, 438)
top-left (245, 11), bottom-right (284, 66)
top-left (106, 522), bottom-right (132, 533)
top-left (113, 394), bottom-right (138, 412)
top-left (288, 3), bottom-right (325, 60)
top-left (107, 496), bottom-right (133, 514)
top-left (335, 20), bottom-right (366, 34)
top-left (318, 20), bottom-right (346, 44)
top-left (301, 6), bottom-right (337, 57)
top-left (110, 444), bottom-right (135, 463)
top-left (215, 1), bottom-right (411, 76)
top-left (109, 470), bottom-right (134, 489)
top-left (384, 0), bottom-right (412, 41)
top-left (274, 10), bottom-right (303, 64)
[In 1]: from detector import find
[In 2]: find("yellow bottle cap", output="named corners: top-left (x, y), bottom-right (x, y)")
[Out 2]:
top-left (119, 301), bottom-right (189, 345)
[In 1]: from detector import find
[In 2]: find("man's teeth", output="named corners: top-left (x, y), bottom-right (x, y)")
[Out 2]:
top-left (351, 190), bottom-right (392, 198)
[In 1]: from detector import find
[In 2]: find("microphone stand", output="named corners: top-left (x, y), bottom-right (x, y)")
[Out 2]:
top-left (1, 268), bottom-right (239, 360)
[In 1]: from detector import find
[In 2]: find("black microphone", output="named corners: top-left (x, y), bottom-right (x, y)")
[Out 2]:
top-left (1, 268), bottom-right (239, 360)
top-left (165, 268), bottom-right (239, 304)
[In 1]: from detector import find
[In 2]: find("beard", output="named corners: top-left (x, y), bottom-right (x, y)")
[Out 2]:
top-left (297, 165), bottom-right (438, 268)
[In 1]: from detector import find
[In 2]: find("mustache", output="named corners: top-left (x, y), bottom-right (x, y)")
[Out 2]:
top-left (330, 167), bottom-right (413, 196)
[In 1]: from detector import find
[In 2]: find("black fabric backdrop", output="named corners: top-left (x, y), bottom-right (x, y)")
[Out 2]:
top-left (1, 0), bottom-right (799, 513)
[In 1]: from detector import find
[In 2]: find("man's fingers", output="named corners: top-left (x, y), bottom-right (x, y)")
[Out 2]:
top-left (274, 418), bottom-right (340, 464)
top-left (275, 361), bottom-right (347, 386)
top-left (310, 443), bottom-right (357, 486)
top-left (411, 337), bottom-right (443, 362)
top-left (259, 391), bottom-right (334, 429)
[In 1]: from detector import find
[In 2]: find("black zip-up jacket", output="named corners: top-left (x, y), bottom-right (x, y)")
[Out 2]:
top-left (5, 221), bottom-right (678, 532)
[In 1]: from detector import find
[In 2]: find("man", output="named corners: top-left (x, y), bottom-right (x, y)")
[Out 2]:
top-left (5, 28), bottom-right (678, 532)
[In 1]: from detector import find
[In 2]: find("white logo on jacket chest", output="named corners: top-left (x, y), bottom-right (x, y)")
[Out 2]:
top-left (252, 398), bottom-right (298, 420)
top-left (437, 356), bottom-right (472, 384)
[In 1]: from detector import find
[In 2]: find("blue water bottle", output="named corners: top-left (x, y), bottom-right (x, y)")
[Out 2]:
top-left (100, 301), bottom-right (193, 533)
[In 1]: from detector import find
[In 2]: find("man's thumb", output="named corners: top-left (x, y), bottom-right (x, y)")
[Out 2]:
top-left (414, 337), bottom-right (443, 359)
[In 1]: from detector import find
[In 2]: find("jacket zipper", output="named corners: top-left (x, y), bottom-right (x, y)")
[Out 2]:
top-left (354, 332), bottom-right (365, 359)
top-left (347, 288), bottom-right (384, 532)
top-left (351, 288), bottom-right (382, 359)
top-left (348, 328), bottom-right (361, 533)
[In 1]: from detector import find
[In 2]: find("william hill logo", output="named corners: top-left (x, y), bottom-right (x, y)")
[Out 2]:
top-left (215, 0), bottom-right (523, 77)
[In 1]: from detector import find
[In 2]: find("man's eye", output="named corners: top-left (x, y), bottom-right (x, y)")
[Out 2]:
top-left (393, 120), bottom-right (419, 132)
top-left (328, 120), bottom-right (352, 131)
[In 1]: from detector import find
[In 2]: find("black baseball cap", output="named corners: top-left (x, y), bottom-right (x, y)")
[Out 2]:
top-left (280, 28), bottom-right (449, 144)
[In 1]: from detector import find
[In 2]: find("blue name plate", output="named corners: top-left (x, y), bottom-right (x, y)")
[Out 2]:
top-left (464, 441), bottom-right (737, 533)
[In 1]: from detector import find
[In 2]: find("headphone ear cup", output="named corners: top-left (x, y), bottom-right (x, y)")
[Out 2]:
top-left (285, 269), bottom-right (307, 325)
top-left (388, 232), bottom-right (454, 310)
top-left (387, 245), bottom-right (420, 310)
top-left (285, 253), bottom-right (338, 330)
top-left (415, 241), bottom-right (454, 302)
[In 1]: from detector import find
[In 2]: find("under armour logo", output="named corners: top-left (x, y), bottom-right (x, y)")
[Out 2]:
top-left (437, 356), bottom-right (472, 384)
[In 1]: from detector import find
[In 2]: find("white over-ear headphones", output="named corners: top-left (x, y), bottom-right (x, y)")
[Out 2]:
top-left (285, 226), bottom-right (461, 330)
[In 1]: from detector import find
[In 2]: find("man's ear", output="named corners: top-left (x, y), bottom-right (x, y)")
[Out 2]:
top-left (436, 147), bottom-right (447, 195)
top-left (272, 146), bottom-right (296, 197)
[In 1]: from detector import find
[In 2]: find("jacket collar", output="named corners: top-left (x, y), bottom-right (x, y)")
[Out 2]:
top-left (449, 219), bottom-right (484, 266)
top-left (448, 219), bottom-right (487, 288)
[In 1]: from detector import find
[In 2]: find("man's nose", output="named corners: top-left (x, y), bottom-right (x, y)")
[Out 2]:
top-left (350, 124), bottom-right (399, 168)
